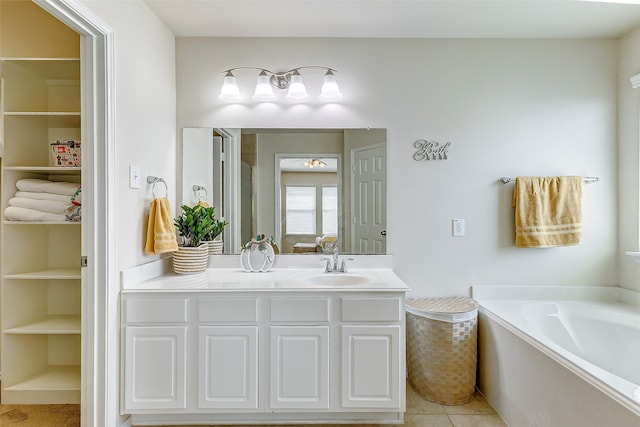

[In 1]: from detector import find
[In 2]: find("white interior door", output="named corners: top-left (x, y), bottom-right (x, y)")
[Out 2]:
top-left (351, 144), bottom-right (386, 254)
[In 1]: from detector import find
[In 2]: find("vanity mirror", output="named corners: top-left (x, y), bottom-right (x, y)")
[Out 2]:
top-left (181, 128), bottom-right (387, 255)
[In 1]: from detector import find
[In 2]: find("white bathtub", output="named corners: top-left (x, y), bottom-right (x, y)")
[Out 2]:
top-left (472, 286), bottom-right (640, 427)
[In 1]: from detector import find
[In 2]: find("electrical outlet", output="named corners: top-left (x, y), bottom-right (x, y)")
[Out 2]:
top-left (452, 218), bottom-right (465, 237)
top-left (129, 165), bottom-right (141, 189)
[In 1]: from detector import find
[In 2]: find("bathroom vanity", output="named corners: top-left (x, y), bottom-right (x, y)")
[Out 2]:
top-left (120, 265), bottom-right (409, 425)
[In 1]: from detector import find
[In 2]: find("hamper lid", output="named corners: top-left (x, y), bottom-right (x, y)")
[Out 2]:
top-left (406, 297), bottom-right (478, 322)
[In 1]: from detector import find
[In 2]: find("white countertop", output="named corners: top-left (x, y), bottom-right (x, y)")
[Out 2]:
top-left (122, 267), bottom-right (410, 293)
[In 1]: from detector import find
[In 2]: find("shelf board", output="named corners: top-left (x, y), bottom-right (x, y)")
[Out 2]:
top-left (3, 365), bottom-right (80, 391)
top-left (3, 220), bottom-right (80, 225)
top-left (4, 315), bottom-right (81, 334)
top-left (4, 268), bottom-right (81, 279)
top-left (3, 166), bottom-right (81, 174)
top-left (3, 111), bottom-right (81, 116)
top-left (2, 112), bottom-right (81, 128)
top-left (0, 58), bottom-right (80, 80)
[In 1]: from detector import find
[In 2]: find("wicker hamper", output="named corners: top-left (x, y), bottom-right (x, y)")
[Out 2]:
top-left (406, 297), bottom-right (479, 405)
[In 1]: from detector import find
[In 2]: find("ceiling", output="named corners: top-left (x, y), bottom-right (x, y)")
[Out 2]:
top-left (143, 0), bottom-right (640, 39)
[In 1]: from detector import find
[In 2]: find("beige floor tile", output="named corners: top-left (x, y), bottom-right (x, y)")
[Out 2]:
top-left (0, 388), bottom-right (507, 427)
top-left (406, 383), bottom-right (447, 415)
top-left (442, 392), bottom-right (496, 415)
top-left (402, 414), bottom-right (454, 427)
top-left (448, 414), bottom-right (508, 427)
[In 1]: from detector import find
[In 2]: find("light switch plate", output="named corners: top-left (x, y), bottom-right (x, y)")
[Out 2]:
top-left (129, 165), bottom-right (141, 189)
top-left (452, 218), bottom-right (465, 237)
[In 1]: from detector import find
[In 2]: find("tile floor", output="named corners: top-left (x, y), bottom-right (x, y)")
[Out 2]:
top-left (0, 384), bottom-right (507, 427)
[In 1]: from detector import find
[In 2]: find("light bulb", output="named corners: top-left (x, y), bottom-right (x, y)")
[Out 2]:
top-left (286, 70), bottom-right (309, 100)
top-left (253, 70), bottom-right (276, 101)
top-left (218, 71), bottom-right (242, 102)
top-left (320, 70), bottom-right (342, 101)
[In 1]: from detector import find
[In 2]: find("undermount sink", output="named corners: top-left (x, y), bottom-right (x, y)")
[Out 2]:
top-left (304, 274), bottom-right (371, 286)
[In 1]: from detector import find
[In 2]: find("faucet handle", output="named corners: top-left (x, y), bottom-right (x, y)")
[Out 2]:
top-left (339, 258), bottom-right (355, 273)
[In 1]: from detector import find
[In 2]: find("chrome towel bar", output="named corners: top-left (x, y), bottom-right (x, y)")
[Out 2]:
top-left (499, 176), bottom-right (599, 185)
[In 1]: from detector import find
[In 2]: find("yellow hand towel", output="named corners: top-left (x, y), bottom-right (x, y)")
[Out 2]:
top-left (144, 197), bottom-right (179, 254)
top-left (512, 176), bottom-right (583, 248)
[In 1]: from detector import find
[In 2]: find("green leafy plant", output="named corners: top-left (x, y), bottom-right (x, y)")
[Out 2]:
top-left (173, 204), bottom-right (212, 247)
top-left (200, 206), bottom-right (229, 241)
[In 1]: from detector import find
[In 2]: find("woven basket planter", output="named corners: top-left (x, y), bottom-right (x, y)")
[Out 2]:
top-left (206, 239), bottom-right (224, 255)
top-left (172, 243), bottom-right (209, 274)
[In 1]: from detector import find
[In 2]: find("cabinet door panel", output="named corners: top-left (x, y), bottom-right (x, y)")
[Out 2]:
top-left (198, 326), bottom-right (259, 409)
top-left (341, 325), bottom-right (400, 408)
top-left (124, 326), bottom-right (187, 410)
top-left (270, 326), bottom-right (329, 410)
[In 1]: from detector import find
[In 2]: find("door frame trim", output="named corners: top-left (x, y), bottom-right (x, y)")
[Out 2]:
top-left (35, 1), bottom-right (116, 425)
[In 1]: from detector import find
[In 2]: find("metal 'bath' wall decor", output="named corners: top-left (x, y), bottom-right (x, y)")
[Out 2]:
top-left (413, 139), bottom-right (451, 161)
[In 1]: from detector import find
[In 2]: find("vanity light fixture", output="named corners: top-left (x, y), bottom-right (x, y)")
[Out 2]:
top-left (304, 159), bottom-right (327, 169)
top-left (218, 71), bottom-right (242, 102)
top-left (218, 66), bottom-right (342, 102)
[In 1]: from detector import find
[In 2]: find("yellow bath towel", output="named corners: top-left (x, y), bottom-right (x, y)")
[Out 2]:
top-left (512, 176), bottom-right (583, 248)
top-left (144, 197), bottom-right (179, 254)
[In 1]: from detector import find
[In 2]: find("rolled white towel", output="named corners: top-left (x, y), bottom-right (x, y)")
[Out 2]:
top-left (15, 191), bottom-right (73, 203)
top-left (16, 179), bottom-right (80, 196)
top-left (4, 206), bottom-right (66, 222)
top-left (9, 197), bottom-right (71, 214)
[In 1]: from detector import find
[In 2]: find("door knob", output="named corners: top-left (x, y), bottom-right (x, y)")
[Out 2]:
top-left (381, 230), bottom-right (387, 236)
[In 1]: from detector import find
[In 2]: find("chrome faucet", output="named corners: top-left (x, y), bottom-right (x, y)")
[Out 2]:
top-left (324, 243), bottom-right (348, 273)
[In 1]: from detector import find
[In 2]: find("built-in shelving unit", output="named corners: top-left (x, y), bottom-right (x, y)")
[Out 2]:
top-left (0, 1), bottom-right (82, 404)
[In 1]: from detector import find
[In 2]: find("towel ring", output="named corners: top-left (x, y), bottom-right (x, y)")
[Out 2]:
top-left (193, 184), bottom-right (208, 202)
top-left (147, 176), bottom-right (168, 198)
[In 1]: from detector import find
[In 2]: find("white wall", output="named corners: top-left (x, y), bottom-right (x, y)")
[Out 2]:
top-left (81, 0), bottom-right (176, 271)
top-left (177, 37), bottom-right (618, 297)
top-left (618, 27), bottom-right (640, 294)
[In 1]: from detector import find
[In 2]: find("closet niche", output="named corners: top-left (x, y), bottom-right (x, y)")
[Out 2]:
top-left (0, 1), bottom-right (82, 404)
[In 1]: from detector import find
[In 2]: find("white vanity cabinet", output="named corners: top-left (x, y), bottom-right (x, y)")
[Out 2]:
top-left (197, 297), bottom-right (260, 410)
top-left (269, 297), bottom-right (331, 410)
top-left (340, 297), bottom-right (403, 408)
top-left (122, 297), bottom-right (188, 411)
top-left (121, 288), bottom-right (406, 425)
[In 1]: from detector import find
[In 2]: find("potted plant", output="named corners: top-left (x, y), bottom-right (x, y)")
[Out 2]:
top-left (201, 206), bottom-right (228, 255)
top-left (172, 204), bottom-right (212, 274)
